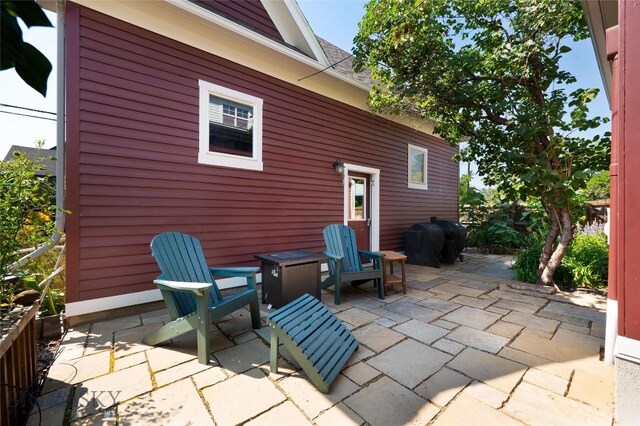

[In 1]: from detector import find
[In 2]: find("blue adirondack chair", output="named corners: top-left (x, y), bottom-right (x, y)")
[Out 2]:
top-left (322, 224), bottom-right (385, 305)
top-left (143, 232), bottom-right (261, 364)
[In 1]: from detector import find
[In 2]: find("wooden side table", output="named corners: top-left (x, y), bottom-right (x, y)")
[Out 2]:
top-left (379, 250), bottom-right (407, 295)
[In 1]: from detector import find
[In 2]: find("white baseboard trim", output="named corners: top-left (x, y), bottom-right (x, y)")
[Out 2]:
top-left (65, 262), bottom-right (330, 317)
top-left (65, 273), bottom-right (263, 317)
top-left (65, 289), bottom-right (163, 317)
top-left (615, 336), bottom-right (640, 364)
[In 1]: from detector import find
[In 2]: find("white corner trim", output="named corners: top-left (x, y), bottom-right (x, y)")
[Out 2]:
top-left (343, 163), bottom-right (381, 251)
top-left (604, 298), bottom-right (618, 364)
top-left (615, 336), bottom-right (640, 364)
top-left (165, 0), bottom-right (368, 91)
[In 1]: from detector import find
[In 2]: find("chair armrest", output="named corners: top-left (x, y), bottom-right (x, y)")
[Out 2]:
top-left (209, 267), bottom-right (260, 278)
top-left (359, 250), bottom-right (385, 260)
top-left (323, 250), bottom-right (343, 261)
top-left (153, 279), bottom-right (212, 293)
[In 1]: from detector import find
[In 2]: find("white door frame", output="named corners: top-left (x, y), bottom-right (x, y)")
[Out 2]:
top-left (343, 163), bottom-right (380, 251)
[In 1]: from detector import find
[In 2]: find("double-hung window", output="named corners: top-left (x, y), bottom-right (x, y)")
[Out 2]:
top-left (408, 144), bottom-right (428, 190)
top-left (198, 80), bottom-right (263, 171)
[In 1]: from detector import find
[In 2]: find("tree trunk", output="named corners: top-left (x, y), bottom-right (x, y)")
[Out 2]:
top-left (537, 207), bottom-right (574, 286)
top-left (536, 205), bottom-right (559, 281)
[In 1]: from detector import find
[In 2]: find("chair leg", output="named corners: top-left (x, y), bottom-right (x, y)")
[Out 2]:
top-left (196, 291), bottom-right (211, 365)
top-left (334, 282), bottom-right (341, 305)
top-left (270, 330), bottom-right (279, 374)
top-left (249, 298), bottom-right (261, 329)
top-left (377, 277), bottom-right (385, 300)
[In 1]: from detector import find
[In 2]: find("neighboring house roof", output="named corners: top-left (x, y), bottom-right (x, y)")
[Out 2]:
top-left (586, 198), bottom-right (610, 207)
top-left (316, 36), bottom-right (374, 87)
top-left (3, 146), bottom-right (56, 177)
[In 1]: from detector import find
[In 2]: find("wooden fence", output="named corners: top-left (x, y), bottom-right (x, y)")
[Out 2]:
top-left (0, 302), bottom-right (40, 426)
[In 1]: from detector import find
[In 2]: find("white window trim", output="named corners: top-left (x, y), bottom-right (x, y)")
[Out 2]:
top-left (408, 143), bottom-right (428, 190)
top-left (198, 80), bottom-right (263, 171)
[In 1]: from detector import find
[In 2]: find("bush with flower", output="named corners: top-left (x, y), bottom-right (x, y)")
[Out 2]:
top-left (1, 145), bottom-right (58, 311)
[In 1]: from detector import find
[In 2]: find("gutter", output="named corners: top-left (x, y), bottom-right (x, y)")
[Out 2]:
top-left (9, 0), bottom-right (66, 271)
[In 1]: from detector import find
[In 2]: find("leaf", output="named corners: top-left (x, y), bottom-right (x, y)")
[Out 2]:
top-left (0, 8), bottom-right (23, 70)
top-left (2, 0), bottom-right (52, 28)
top-left (14, 42), bottom-right (52, 96)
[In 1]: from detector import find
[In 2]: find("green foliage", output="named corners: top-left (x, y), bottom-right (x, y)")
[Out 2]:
top-left (562, 230), bottom-right (608, 288)
top-left (460, 177), bottom-right (524, 252)
top-left (512, 239), bottom-right (544, 283)
top-left (581, 171), bottom-right (610, 200)
top-left (355, 0), bottom-right (609, 206)
top-left (513, 227), bottom-right (608, 288)
top-left (355, 0), bottom-right (611, 282)
top-left (1, 0), bottom-right (53, 96)
top-left (1, 144), bottom-right (58, 308)
top-left (470, 220), bottom-right (523, 251)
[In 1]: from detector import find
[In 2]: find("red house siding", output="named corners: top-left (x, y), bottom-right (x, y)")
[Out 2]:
top-left (613, 2), bottom-right (640, 339)
top-left (195, 0), bottom-right (284, 42)
top-left (65, 4), bottom-right (458, 303)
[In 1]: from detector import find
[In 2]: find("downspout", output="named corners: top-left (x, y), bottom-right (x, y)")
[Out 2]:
top-left (9, 0), bottom-right (66, 271)
top-left (604, 25), bottom-right (619, 365)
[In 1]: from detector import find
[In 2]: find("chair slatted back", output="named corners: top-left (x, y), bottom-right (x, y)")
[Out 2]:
top-left (323, 224), bottom-right (363, 274)
top-left (150, 232), bottom-right (224, 317)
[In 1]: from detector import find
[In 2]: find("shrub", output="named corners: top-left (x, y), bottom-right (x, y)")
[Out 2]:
top-left (582, 171), bottom-right (610, 200)
top-left (512, 240), bottom-right (544, 283)
top-left (468, 220), bottom-right (523, 251)
top-left (1, 146), bottom-right (58, 310)
top-left (562, 227), bottom-right (608, 289)
top-left (512, 225), bottom-right (608, 289)
top-left (461, 179), bottom-right (526, 252)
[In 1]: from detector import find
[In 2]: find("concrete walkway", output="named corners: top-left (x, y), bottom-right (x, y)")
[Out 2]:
top-left (31, 254), bottom-right (613, 425)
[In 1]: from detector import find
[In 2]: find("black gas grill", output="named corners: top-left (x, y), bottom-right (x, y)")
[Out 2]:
top-left (405, 223), bottom-right (445, 267)
top-left (430, 217), bottom-right (467, 263)
top-left (405, 218), bottom-right (467, 267)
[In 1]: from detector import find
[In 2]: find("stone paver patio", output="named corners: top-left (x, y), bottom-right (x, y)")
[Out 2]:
top-left (30, 253), bottom-right (613, 425)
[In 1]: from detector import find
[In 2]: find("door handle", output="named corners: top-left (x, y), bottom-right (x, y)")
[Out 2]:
top-left (367, 218), bottom-right (372, 227)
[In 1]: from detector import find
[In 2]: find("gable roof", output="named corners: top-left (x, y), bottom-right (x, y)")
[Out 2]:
top-left (190, 0), bottom-right (286, 43)
top-left (316, 36), bottom-right (374, 87)
top-left (3, 146), bottom-right (57, 177)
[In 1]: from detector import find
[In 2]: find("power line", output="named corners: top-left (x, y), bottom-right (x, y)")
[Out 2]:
top-left (0, 103), bottom-right (56, 116)
top-left (0, 110), bottom-right (57, 121)
top-left (298, 55), bottom-right (352, 82)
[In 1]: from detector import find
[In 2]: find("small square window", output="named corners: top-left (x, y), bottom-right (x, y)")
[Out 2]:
top-left (408, 144), bottom-right (428, 190)
top-left (198, 80), bottom-right (263, 171)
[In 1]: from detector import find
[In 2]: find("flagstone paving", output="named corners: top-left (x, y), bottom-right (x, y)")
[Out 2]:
top-left (31, 252), bottom-right (614, 425)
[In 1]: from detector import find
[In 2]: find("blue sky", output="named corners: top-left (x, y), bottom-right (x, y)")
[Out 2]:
top-left (1, 1), bottom-right (610, 189)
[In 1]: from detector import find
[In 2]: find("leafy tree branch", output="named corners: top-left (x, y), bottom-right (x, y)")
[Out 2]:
top-left (354, 0), bottom-right (610, 286)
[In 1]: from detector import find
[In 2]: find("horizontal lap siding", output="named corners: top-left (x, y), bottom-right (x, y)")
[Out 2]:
top-left (67, 5), bottom-right (458, 302)
top-left (195, 0), bottom-right (284, 42)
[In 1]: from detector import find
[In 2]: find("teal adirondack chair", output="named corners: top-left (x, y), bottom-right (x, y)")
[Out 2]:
top-left (322, 224), bottom-right (385, 305)
top-left (143, 232), bottom-right (261, 364)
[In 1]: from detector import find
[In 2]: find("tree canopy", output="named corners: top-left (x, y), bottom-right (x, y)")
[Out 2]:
top-left (354, 0), bottom-right (610, 285)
